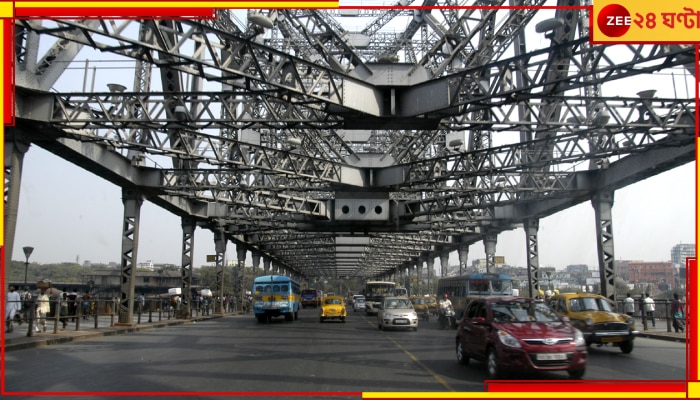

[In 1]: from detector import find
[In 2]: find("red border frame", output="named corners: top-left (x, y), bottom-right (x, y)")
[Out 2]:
top-left (2, 2), bottom-right (696, 399)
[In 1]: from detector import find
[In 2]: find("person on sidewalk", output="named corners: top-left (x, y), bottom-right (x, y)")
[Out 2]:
top-left (643, 293), bottom-right (656, 328)
top-left (35, 287), bottom-right (50, 332)
top-left (624, 293), bottom-right (635, 317)
top-left (5, 286), bottom-right (22, 333)
top-left (671, 293), bottom-right (685, 333)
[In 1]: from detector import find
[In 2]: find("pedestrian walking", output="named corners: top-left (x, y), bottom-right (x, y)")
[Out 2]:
top-left (59, 292), bottom-right (69, 329)
top-left (21, 286), bottom-right (33, 324)
top-left (643, 293), bottom-right (656, 328)
top-left (5, 286), bottom-right (21, 333)
top-left (35, 287), bottom-right (50, 332)
top-left (671, 293), bottom-right (685, 333)
top-left (67, 288), bottom-right (79, 322)
top-left (623, 293), bottom-right (635, 317)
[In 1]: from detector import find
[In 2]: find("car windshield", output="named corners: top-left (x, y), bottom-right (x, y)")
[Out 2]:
top-left (490, 301), bottom-right (561, 323)
top-left (325, 298), bottom-right (342, 305)
top-left (569, 297), bottom-right (613, 312)
top-left (385, 299), bottom-right (412, 309)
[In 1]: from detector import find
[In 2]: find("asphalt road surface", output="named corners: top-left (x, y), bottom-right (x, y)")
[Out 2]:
top-left (3, 307), bottom-right (687, 399)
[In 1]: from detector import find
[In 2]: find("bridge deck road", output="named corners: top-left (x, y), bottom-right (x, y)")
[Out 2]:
top-left (3, 307), bottom-right (687, 398)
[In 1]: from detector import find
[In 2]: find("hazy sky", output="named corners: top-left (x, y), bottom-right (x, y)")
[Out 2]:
top-left (8, 6), bottom-right (698, 273)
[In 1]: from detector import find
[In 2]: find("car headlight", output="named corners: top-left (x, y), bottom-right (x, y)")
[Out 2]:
top-left (410, 312), bottom-right (417, 318)
top-left (625, 317), bottom-right (635, 326)
top-left (574, 329), bottom-right (586, 346)
top-left (497, 330), bottom-right (522, 348)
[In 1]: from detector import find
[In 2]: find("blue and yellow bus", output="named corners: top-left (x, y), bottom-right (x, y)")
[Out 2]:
top-left (253, 275), bottom-right (301, 323)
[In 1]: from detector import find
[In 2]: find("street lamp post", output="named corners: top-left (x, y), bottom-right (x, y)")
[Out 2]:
top-left (22, 246), bottom-right (34, 287)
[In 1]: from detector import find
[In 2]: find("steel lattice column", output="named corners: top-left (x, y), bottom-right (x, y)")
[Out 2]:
top-left (592, 191), bottom-right (616, 302)
top-left (213, 229), bottom-right (226, 314)
top-left (118, 189), bottom-right (143, 325)
top-left (440, 252), bottom-right (449, 278)
top-left (484, 235), bottom-right (497, 274)
top-left (524, 219), bottom-right (540, 298)
top-left (236, 246), bottom-right (247, 312)
top-left (252, 252), bottom-right (261, 278)
top-left (426, 257), bottom-right (434, 296)
top-left (263, 257), bottom-right (271, 275)
top-left (180, 217), bottom-right (195, 318)
top-left (4, 133), bottom-right (30, 269)
top-left (458, 243), bottom-right (469, 276)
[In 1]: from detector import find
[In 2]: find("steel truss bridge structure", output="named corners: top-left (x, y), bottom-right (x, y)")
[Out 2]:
top-left (6, 1), bottom-right (696, 323)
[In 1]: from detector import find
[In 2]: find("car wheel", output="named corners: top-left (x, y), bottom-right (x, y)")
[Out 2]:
top-left (619, 340), bottom-right (634, 354)
top-left (341, 317), bottom-right (346, 323)
top-left (319, 317), bottom-right (324, 323)
top-left (456, 341), bottom-right (470, 365)
top-left (413, 327), bottom-right (418, 332)
top-left (487, 347), bottom-right (502, 379)
top-left (378, 322), bottom-right (383, 330)
top-left (568, 368), bottom-right (585, 379)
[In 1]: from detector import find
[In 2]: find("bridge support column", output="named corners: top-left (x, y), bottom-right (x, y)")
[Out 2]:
top-left (214, 229), bottom-right (227, 314)
top-left (426, 258), bottom-right (434, 296)
top-left (484, 235), bottom-right (497, 274)
top-left (118, 189), bottom-right (143, 325)
top-left (524, 219), bottom-right (540, 298)
top-left (407, 263), bottom-right (414, 296)
top-left (592, 191), bottom-right (616, 302)
top-left (263, 257), bottom-right (271, 275)
top-left (458, 243), bottom-right (469, 276)
top-left (440, 252), bottom-right (449, 278)
top-left (4, 132), bottom-right (30, 269)
top-left (252, 252), bottom-right (261, 278)
top-left (179, 217), bottom-right (195, 319)
top-left (235, 246), bottom-right (247, 312)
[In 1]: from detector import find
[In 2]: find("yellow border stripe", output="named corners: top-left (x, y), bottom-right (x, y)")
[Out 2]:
top-left (15, 1), bottom-right (339, 8)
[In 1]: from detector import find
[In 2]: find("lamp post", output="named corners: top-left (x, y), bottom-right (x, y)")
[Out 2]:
top-left (22, 246), bottom-right (34, 287)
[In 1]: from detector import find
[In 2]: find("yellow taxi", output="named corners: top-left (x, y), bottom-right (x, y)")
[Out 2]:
top-left (319, 295), bottom-right (347, 323)
top-left (548, 292), bottom-right (637, 353)
top-left (425, 296), bottom-right (438, 315)
top-left (410, 296), bottom-right (430, 320)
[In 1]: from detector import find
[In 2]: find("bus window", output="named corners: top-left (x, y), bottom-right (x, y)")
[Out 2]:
top-left (264, 285), bottom-right (271, 293)
top-left (280, 285), bottom-right (288, 292)
top-left (255, 285), bottom-right (263, 293)
top-left (273, 285), bottom-right (280, 292)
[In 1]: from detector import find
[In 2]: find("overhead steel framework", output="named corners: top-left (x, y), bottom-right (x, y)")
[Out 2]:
top-left (6, 1), bottom-right (696, 316)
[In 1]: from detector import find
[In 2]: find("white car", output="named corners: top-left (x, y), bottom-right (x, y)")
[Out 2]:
top-left (377, 296), bottom-right (418, 331)
top-left (353, 298), bottom-right (366, 312)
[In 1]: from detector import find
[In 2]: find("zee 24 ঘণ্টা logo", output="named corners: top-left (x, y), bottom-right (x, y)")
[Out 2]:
top-left (597, 3), bottom-right (632, 38)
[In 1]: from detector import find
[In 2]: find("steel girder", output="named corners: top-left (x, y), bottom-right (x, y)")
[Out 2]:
top-left (11, 4), bottom-right (697, 280)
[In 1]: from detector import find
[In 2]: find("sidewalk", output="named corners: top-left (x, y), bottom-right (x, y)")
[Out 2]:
top-left (634, 319), bottom-right (688, 343)
top-left (3, 311), bottom-right (228, 352)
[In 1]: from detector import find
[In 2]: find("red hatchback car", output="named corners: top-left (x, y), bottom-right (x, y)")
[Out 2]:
top-left (455, 297), bottom-right (588, 379)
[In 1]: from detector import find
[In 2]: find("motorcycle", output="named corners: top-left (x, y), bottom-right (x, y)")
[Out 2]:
top-left (439, 306), bottom-right (456, 330)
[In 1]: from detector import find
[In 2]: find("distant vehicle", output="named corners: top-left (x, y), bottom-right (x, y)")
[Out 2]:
top-left (409, 296), bottom-right (430, 321)
top-left (252, 275), bottom-right (300, 323)
top-left (364, 281), bottom-right (397, 315)
top-left (377, 296), bottom-right (418, 331)
top-left (548, 292), bottom-right (637, 353)
top-left (301, 289), bottom-right (323, 308)
top-left (425, 296), bottom-right (438, 315)
top-left (353, 297), bottom-right (366, 312)
top-left (320, 295), bottom-right (347, 323)
top-left (437, 273), bottom-right (514, 315)
top-left (456, 296), bottom-right (587, 379)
